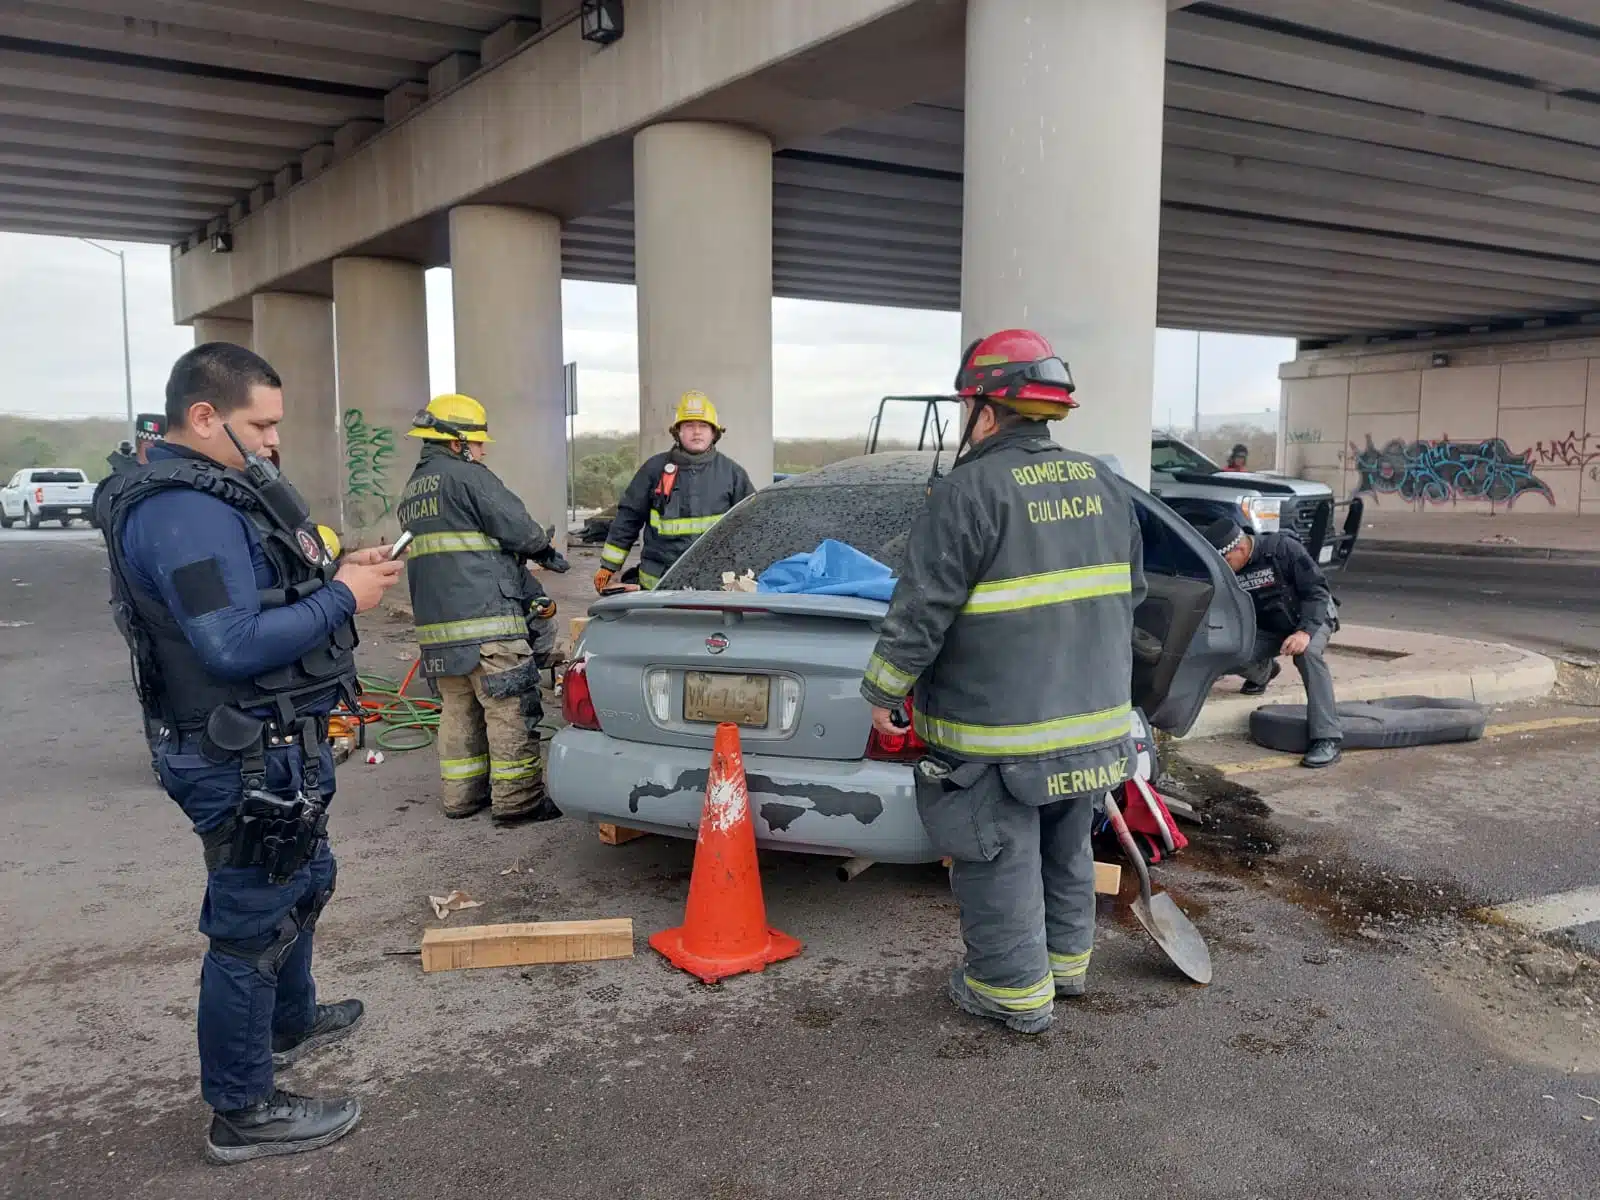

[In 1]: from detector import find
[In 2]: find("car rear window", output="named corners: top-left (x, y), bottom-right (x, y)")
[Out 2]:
top-left (30, 470), bottom-right (86, 483)
top-left (660, 482), bottom-right (928, 589)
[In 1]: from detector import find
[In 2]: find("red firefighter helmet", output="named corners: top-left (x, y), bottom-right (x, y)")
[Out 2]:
top-left (954, 329), bottom-right (1078, 416)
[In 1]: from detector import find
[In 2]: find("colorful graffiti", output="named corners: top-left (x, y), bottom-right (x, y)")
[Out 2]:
top-left (343, 408), bottom-right (397, 528)
top-left (1530, 430), bottom-right (1600, 469)
top-left (1349, 436), bottom-right (1554, 507)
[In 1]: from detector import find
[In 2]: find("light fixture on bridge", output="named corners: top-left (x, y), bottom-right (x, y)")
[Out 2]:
top-left (1430, 352), bottom-right (1450, 368)
top-left (580, 0), bottom-right (624, 45)
top-left (211, 231), bottom-right (234, 254)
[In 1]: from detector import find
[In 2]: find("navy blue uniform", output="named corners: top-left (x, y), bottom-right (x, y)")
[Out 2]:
top-left (120, 444), bottom-right (355, 1111)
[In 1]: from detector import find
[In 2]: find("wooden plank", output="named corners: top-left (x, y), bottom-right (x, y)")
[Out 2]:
top-left (1094, 861), bottom-right (1121, 896)
top-left (598, 823), bottom-right (648, 846)
top-left (944, 856), bottom-right (1121, 895)
top-left (569, 615), bottom-right (591, 643)
top-left (420, 918), bottom-right (634, 973)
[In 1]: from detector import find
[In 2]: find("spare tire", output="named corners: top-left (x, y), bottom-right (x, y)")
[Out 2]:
top-left (1249, 696), bottom-right (1488, 754)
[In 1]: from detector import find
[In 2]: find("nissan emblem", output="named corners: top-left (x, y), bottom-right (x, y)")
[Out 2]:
top-left (705, 633), bottom-right (729, 654)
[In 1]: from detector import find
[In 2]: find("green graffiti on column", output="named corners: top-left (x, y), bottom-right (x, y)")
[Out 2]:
top-left (343, 408), bottom-right (396, 528)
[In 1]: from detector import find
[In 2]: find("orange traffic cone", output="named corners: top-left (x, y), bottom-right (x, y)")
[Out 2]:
top-left (650, 722), bottom-right (803, 983)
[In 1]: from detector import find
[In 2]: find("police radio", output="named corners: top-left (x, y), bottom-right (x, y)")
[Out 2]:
top-left (223, 424), bottom-right (313, 534)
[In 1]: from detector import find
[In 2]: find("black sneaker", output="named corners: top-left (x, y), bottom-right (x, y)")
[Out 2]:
top-left (491, 797), bottom-right (563, 826)
top-left (272, 999), bottom-right (364, 1068)
top-left (1240, 660), bottom-right (1282, 696)
top-left (204, 1089), bottom-right (361, 1165)
top-left (1302, 738), bottom-right (1343, 769)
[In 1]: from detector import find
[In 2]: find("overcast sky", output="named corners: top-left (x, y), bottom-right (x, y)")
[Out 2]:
top-left (1, 232), bottom-right (1292, 437)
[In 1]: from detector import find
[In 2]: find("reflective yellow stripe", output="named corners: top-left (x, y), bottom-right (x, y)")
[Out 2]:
top-left (415, 614), bottom-right (527, 646)
top-left (490, 756), bottom-right (542, 781)
top-left (914, 702), bottom-right (1132, 758)
top-left (638, 570), bottom-right (661, 590)
top-left (600, 542), bottom-right (629, 567)
top-left (648, 510), bottom-right (722, 537)
top-left (864, 652), bottom-right (915, 698)
top-left (440, 754), bottom-right (489, 781)
top-left (408, 531), bottom-right (502, 558)
top-left (1049, 949), bottom-right (1092, 979)
top-left (965, 973), bottom-right (1055, 1012)
top-left (962, 563), bottom-right (1131, 615)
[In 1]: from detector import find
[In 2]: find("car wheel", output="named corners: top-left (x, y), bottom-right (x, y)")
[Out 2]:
top-left (25, 506), bottom-right (40, 530)
top-left (0, 512), bottom-right (13, 529)
top-left (1248, 696), bottom-right (1488, 754)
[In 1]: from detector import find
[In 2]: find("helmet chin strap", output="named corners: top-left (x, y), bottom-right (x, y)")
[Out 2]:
top-left (928, 396), bottom-right (990, 491)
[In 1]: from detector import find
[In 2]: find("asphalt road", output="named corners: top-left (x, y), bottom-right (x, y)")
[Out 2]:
top-left (1, 530), bottom-right (1597, 1199)
top-left (1336, 550), bottom-right (1600, 658)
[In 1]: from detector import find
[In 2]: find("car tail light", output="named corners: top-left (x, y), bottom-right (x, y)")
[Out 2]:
top-left (776, 677), bottom-right (801, 733)
top-left (561, 658), bottom-right (600, 731)
top-left (644, 668), bottom-right (671, 723)
top-left (33, 487), bottom-right (44, 505)
top-left (865, 696), bottom-right (927, 763)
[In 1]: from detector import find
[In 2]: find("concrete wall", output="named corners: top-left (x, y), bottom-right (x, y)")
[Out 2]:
top-left (1280, 332), bottom-right (1600, 516)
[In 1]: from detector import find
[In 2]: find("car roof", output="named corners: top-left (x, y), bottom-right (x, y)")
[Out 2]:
top-left (765, 451), bottom-right (937, 490)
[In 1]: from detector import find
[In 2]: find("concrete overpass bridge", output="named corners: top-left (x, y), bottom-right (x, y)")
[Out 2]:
top-left (4, 0), bottom-right (1599, 532)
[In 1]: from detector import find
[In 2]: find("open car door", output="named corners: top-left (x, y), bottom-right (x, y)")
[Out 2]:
top-left (1126, 483), bottom-right (1256, 736)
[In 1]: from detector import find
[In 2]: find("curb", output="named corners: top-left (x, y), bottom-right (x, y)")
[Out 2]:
top-left (1179, 639), bottom-right (1557, 741)
top-left (1360, 539), bottom-right (1600, 566)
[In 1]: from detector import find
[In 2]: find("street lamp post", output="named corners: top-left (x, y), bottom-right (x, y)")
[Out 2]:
top-left (1192, 330), bottom-right (1203, 444)
top-left (79, 238), bottom-right (135, 444)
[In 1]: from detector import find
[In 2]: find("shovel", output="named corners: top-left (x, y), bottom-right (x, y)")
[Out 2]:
top-left (1103, 791), bottom-right (1212, 985)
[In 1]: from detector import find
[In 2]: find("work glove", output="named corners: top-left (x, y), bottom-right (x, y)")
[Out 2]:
top-left (593, 567), bottom-right (613, 594)
top-left (532, 544), bottom-right (570, 573)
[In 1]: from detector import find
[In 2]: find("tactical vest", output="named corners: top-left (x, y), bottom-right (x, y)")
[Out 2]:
top-left (94, 454), bottom-right (359, 731)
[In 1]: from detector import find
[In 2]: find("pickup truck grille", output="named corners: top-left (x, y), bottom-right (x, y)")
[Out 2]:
top-left (1285, 497), bottom-right (1332, 548)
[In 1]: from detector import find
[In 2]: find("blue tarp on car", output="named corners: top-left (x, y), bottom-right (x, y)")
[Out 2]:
top-left (756, 538), bottom-right (897, 602)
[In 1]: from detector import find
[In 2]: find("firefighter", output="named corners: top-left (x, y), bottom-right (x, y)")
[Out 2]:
top-left (398, 393), bottom-right (569, 823)
top-left (859, 329), bottom-right (1146, 1035)
top-left (594, 390), bottom-right (755, 592)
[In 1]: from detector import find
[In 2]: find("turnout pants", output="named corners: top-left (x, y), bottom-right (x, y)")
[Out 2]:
top-left (157, 735), bottom-right (338, 1112)
top-left (1243, 623), bottom-right (1342, 743)
top-left (916, 761), bottom-right (1098, 1022)
top-left (434, 639), bottom-right (545, 817)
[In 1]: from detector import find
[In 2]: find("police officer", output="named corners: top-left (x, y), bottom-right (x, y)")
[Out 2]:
top-left (594, 390), bottom-right (755, 591)
top-left (859, 329), bottom-right (1145, 1035)
top-left (1205, 517), bottom-right (1342, 768)
top-left (94, 343), bottom-right (405, 1163)
top-left (398, 393), bottom-right (568, 823)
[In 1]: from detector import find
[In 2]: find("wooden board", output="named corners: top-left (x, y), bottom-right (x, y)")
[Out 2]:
top-left (943, 857), bottom-right (1121, 895)
top-left (598, 823), bottom-right (648, 846)
top-left (1094, 861), bottom-right (1121, 895)
top-left (569, 615), bottom-right (590, 644)
top-left (420, 918), bottom-right (634, 973)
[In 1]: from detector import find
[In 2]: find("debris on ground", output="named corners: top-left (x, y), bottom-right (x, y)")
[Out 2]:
top-left (365, 750), bottom-right (385, 765)
top-left (420, 917), bottom-right (634, 972)
top-left (720, 570), bottom-right (758, 592)
top-left (428, 889), bottom-right (485, 920)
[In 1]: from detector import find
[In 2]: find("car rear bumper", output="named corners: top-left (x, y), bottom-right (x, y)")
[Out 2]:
top-left (547, 728), bottom-right (935, 862)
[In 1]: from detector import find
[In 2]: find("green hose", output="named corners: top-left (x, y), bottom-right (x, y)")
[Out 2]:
top-left (355, 670), bottom-right (441, 751)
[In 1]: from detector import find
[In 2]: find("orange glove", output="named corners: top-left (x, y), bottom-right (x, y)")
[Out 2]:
top-left (593, 567), bottom-right (614, 594)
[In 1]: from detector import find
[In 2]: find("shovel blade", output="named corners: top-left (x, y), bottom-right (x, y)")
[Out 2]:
top-left (1133, 893), bottom-right (1213, 985)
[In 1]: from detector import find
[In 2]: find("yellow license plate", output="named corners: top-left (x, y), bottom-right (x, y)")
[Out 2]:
top-left (683, 672), bottom-right (770, 727)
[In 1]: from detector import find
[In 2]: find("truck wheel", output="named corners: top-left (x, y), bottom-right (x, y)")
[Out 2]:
top-left (25, 506), bottom-right (40, 530)
top-left (0, 512), bottom-right (13, 529)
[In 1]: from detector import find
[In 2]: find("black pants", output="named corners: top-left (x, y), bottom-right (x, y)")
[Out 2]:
top-left (1243, 623), bottom-right (1341, 743)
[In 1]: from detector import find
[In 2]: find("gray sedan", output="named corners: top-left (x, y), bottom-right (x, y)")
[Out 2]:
top-left (548, 452), bottom-right (1254, 862)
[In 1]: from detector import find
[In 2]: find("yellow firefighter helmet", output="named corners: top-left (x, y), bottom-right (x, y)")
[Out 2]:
top-left (669, 390), bottom-right (724, 434)
top-left (408, 393), bottom-right (494, 443)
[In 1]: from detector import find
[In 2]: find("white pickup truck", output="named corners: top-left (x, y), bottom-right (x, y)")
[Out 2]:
top-left (0, 467), bottom-right (96, 529)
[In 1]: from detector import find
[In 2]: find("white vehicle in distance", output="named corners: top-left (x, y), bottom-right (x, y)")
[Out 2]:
top-left (0, 467), bottom-right (96, 529)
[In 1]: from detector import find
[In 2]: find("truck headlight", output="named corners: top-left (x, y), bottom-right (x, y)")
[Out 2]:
top-left (1240, 497), bottom-right (1282, 532)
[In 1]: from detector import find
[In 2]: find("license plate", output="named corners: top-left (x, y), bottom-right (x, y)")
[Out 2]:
top-left (683, 672), bottom-right (770, 727)
top-left (1318, 545), bottom-right (1333, 564)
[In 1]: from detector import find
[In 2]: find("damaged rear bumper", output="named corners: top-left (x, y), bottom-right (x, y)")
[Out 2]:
top-left (547, 729), bottom-right (933, 862)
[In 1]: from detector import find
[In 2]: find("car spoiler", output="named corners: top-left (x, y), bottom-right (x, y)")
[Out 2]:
top-left (587, 590), bottom-right (891, 623)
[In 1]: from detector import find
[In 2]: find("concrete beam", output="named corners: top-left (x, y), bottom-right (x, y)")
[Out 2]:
top-left (172, 0), bottom-right (935, 321)
top-left (0, 142), bottom-right (263, 190)
top-left (0, 211), bottom-right (183, 241)
top-left (0, 84), bottom-right (323, 150)
top-left (383, 81), bottom-right (430, 124)
top-left (482, 18), bottom-right (540, 64)
top-left (334, 119), bottom-right (383, 158)
top-left (428, 52), bottom-right (480, 96)
top-left (0, 114), bottom-right (286, 171)
top-left (0, 0), bottom-right (424, 90)
top-left (0, 166), bottom-right (237, 207)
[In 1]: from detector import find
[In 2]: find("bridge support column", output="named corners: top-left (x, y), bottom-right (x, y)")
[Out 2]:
top-left (332, 257), bottom-right (430, 544)
top-left (634, 122), bottom-right (773, 485)
top-left (961, 0), bottom-right (1167, 486)
top-left (449, 204), bottom-right (569, 549)
top-left (193, 317), bottom-right (253, 350)
top-left (251, 292), bottom-right (341, 526)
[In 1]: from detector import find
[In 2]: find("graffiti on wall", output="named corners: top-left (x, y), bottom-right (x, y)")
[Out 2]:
top-left (343, 408), bottom-right (397, 528)
top-left (1529, 430), bottom-right (1600, 469)
top-left (1287, 429), bottom-right (1323, 444)
top-left (1349, 436), bottom-right (1554, 507)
